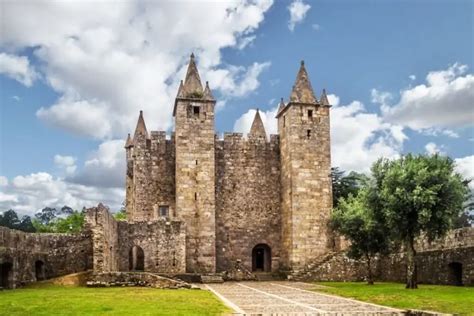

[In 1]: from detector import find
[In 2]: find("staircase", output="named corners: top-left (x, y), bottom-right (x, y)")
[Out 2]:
top-left (290, 251), bottom-right (340, 281)
top-left (200, 274), bottom-right (224, 283)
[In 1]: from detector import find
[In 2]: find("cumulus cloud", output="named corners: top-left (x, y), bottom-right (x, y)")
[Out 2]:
top-left (0, 172), bottom-right (124, 215)
top-left (1, 0), bottom-right (273, 139)
top-left (54, 154), bottom-right (77, 175)
top-left (288, 0), bottom-right (311, 31)
top-left (424, 142), bottom-right (446, 155)
top-left (233, 106), bottom-right (279, 138)
top-left (0, 52), bottom-right (38, 86)
top-left (454, 155), bottom-right (474, 190)
top-left (69, 140), bottom-right (126, 188)
top-left (379, 63), bottom-right (474, 131)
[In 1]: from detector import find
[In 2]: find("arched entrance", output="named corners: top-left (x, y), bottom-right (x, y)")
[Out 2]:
top-left (448, 262), bottom-right (463, 286)
top-left (0, 262), bottom-right (13, 289)
top-left (129, 246), bottom-right (145, 271)
top-left (35, 260), bottom-right (45, 281)
top-left (252, 244), bottom-right (271, 272)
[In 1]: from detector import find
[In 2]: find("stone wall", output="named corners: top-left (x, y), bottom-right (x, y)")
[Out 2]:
top-left (0, 226), bottom-right (92, 289)
top-left (86, 204), bottom-right (186, 275)
top-left (278, 102), bottom-right (332, 271)
top-left (215, 133), bottom-right (281, 273)
top-left (126, 132), bottom-right (176, 222)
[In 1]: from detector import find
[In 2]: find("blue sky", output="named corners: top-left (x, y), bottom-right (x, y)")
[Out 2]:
top-left (0, 0), bottom-right (473, 214)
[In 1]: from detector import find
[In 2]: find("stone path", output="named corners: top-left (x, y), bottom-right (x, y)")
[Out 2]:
top-left (205, 281), bottom-right (404, 315)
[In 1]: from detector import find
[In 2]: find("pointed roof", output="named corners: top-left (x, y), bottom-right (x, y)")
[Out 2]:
top-left (249, 109), bottom-right (266, 139)
top-left (320, 89), bottom-right (330, 106)
top-left (124, 133), bottom-right (133, 148)
top-left (289, 60), bottom-right (317, 104)
top-left (183, 53), bottom-right (203, 97)
top-left (133, 110), bottom-right (148, 141)
top-left (176, 80), bottom-right (185, 98)
top-left (203, 81), bottom-right (214, 100)
top-left (277, 97), bottom-right (285, 113)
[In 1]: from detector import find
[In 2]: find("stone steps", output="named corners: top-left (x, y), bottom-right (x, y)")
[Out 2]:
top-left (200, 274), bottom-right (224, 283)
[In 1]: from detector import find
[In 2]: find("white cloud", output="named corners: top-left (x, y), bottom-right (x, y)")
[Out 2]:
top-left (409, 75), bottom-right (416, 81)
top-left (454, 155), bottom-right (474, 190)
top-left (69, 140), bottom-right (126, 188)
top-left (425, 142), bottom-right (445, 155)
top-left (54, 154), bottom-right (77, 175)
top-left (288, 0), bottom-right (311, 31)
top-left (12, 95), bottom-right (20, 101)
top-left (1, 1), bottom-right (274, 139)
top-left (0, 176), bottom-right (8, 186)
top-left (0, 172), bottom-right (124, 215)
top-left (233, 106), bottom-right (279, 138)
top-left (380, 63), bottom-right (474, 130)
top-left (312, 24), bottom-right (321, 31)
top-left (0, 53), bottom-right (38, 86)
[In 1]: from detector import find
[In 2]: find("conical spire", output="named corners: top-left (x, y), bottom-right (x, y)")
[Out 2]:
top-left (133, 110), bottom-right (148, 141)
top-left (183, 53), bottom-right (203, 97)
top-left (277, 97), bottom-right (286, 113)
top-left (125, 133), bottom-right (133, 148)
top-left (249, 109), bottom-right (266, 139)
top-left (176, 80), bottom-right (185, 98)
top-left (289, 60), bottom-right (317, 104)
top-left (203, 81), bottom-right (214, 100)
top-left (320, 89), bottom-right (330, 106)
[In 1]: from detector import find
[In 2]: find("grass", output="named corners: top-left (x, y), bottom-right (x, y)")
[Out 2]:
top-left (313, 281), bottom-right (474, 315)
top-left (0, 284), bottom-right (230, 316)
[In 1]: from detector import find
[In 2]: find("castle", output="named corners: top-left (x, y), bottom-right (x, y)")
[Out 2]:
top-left (122, 54), bottom-right (333, 274)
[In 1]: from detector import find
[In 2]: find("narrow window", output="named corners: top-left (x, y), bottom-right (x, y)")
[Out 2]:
top-left (307, 129), bottom-right (311, 138)
top-left (193, 106), bottom-right (200, 115)
top-left (308, 109), bottom-right (313, 118)
top-left (194, 192), bottom-right (197, 201)
top-left (159, 205), bottom-right (169, 217)
top-left (195, 160), bottom-right (198, 165)
top-left (283, 116), bottom-right (286, 127)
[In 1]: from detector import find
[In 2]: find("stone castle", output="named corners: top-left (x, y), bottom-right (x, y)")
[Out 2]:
top-left (122, 54), bottom-right (333, 275)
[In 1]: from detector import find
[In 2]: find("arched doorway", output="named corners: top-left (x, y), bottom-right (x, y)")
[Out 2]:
top-left (252, 244), bottom-right (271, 272)
top-left (129, 246), bottom-right (145, 271)
top-left (35, 260), bottom-right (45, 281)
top-left (0, 262), bottom-right (13, 289)
top-left (448, 262), bottom-right (463, 286)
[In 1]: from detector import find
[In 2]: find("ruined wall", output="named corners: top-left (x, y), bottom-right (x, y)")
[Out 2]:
top-left (175, 98), bottom-right (216, 273)
top-left (215, 133), bottom-right (281, 273)
top-left (126, 133), bottom-right (176, 222)
top-left (278, 103), bottom-right (332, 272)
top-left (86, 205), bottom-right (186, 275)
top-left (117, 220), bottom-right (186, 274)
top-left (0, 226), bottom-right (92, 289)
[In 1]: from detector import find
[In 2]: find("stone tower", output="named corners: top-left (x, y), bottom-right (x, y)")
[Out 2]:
top-left (276, 61), bottom-right (332, 272)
top-left (174, 54), bottom-right (217, 273)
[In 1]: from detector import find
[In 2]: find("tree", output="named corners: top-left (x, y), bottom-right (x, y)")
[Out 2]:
top-left (331, 167), bottom-right (367, 208)
top-left (330, 191), bottom-right (390, 285)
top-left (17, 215), bottom-right (36, 232)
top-left (114, 208), bottom-right (127, 221)
top-left (33, 207), bottom-right (85, 233)
top-left (0, 210), bottom-right (36, 232)
top-left (369, 154), bottom-right (468, 289)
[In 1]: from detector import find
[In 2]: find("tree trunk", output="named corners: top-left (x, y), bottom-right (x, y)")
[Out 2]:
top-left (366, 254), bottom-right (374, 285)
top-left (405, 236), bottom-right (418, 289)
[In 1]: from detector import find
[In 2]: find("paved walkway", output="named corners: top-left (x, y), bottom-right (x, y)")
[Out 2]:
top-left (205, 281), bottom-right (404, 315)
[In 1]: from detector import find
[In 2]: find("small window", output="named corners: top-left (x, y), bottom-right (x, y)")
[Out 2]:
top-left (308, 109), bottom-right (313, 118)
top-left (194, 192), bottom-right (198, 201)
top-left (159, 205), bottom-right (169, 217)
top-left (195, 160), bottom-right (198, 165)
top-left (193, 106), bottom-right (200, 115)
top-left (307, 129), bottom-right (311, 138)
top-left (283, 116), bottom-right (286, 127)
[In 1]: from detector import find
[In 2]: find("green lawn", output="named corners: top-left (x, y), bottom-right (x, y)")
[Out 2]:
top-left (0, 284), bottom-right (230, 316)
top-left (314, 282), bottom-right (474, 315)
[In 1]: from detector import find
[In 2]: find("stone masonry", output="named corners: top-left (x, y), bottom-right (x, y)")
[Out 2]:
top-left (125, 55), bottom-right (333, 275)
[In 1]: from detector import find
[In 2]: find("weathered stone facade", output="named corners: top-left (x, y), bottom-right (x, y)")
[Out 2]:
top-left (0, 226), bottom-right (92, 289)
top-left (125, 55), bottom-right (333, 275)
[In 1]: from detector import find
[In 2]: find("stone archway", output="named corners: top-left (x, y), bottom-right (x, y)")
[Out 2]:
top-left (448, 262), bottom-right (463, 286)
top-left (0, 262), bottom-right (13, 289)
top-left (252, 244), bottom-right (271, 272)
top-left (35, 260), bottom-right (46, 281)
top-left (129, 246), bottom-right (145, 271)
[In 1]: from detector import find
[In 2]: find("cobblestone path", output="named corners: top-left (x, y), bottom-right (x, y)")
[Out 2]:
top-left (205, 281), bottom-right (404, 315)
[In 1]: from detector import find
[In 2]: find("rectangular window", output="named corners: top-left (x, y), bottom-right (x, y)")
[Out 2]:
top-left (159, 205), bottom-right (169, 217)
top-left (193, 106), bottom-right (200, 115)
top-left (307, 129), bottom-right (311, 138)
top-left (283, 116), bottom-right (286, 127)
top-left (308, 109), bottom-right (313, 118)
top-left (194, 192), bottom-right (198, 201)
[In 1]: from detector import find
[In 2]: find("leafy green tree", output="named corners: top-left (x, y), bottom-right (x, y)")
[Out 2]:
top-left (114, 208), bottom-right (127, 221)
top-left (331, 167), bottom-right (367, 208)
top-left (17, 215), bottom-right (36, 232)
top-left (33, 209), bottom-right (85, 233)
top-left (369, 154), bottom-right (468, 289)
top-left (330, 191), bottom-right (390, 285)
top-left (0, 210), bottom-right (36, 232)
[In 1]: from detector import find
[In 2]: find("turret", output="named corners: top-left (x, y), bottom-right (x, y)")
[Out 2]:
top-left (278, 60), bottom-right (332, 272)
top-left (248, 109), bottom-right (266, 140)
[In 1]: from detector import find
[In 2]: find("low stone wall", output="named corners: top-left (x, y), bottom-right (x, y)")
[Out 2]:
top-left (0, 226), bottom-right (92, 289)
top-left (86, 272), bottom-right (191, 289)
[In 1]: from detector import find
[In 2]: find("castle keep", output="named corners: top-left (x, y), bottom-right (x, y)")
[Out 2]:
top-left (124, 54), bottom-right (333, 274)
